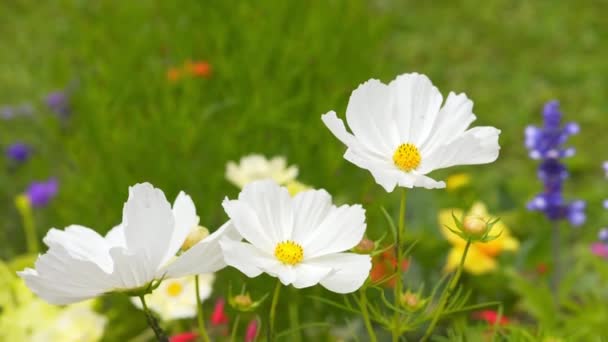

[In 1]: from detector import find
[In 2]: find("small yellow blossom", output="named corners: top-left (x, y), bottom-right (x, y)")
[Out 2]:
top-left (446, 173), bottom-right (471, 191)
top-left (439, 202), bottom-right (519, 275)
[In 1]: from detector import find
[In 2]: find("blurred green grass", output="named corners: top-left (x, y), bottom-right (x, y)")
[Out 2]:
top-left (1, 0), bottom-right (607, 339)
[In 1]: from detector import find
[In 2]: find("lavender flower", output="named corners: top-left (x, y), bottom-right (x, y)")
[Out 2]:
top-left (26, 178), bottom-right (59, 208)
top-left (525, 100), bottom-right (585, 226)
top-left (5, 143), bottom-right (31, 163)
top-left (45, 90), bottom-right (70, 117)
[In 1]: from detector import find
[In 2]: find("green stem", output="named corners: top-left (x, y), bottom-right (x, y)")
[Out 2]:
top-left (421, 239), bottom-right (472, 341)
top-left (230, 314), bottom-right (241, 342)
top-left (392, 188), bottom-right (407, 342)
top-left (195, 275), bottom-right (211, 342)
top-left (359, 288), bottom-right (378, 342)
top-left (288, 294), bottom-right (302, 342)
top-left (16, 195), bottom-right (39, 254)
top-left (268, 279), bottom-right (282, 342)
top-left (550, 221), bottom-right (560, 303)
top-left (138, 295), bottom-right (168, 342)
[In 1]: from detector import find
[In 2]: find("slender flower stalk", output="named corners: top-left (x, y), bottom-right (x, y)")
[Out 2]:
top-left (268, 280), bottom-right (282, 342)
top-left (230, 314), bottom-right (241, 342)
top-left (15, 194), bottom-right (38, 254)
top-left (359, 288), bottom-right (377, 342)
top-left (139, 295), bottom-right (168, 342)
top-left (392, 189), bottom-right (407, 342)
top-left (195, 275), bottom-right (211, 342)
top-left (422, 239), bottom-right (472, 341)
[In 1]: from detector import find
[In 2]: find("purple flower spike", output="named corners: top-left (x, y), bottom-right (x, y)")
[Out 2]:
top-left (525, 100), bottom-right (585, 226)
top-left (45, 91), bottom-right (70, 117)
top-left (6, 143), bottom-right (31, 162)
top-left (26, 178), bottom-right (59, 208)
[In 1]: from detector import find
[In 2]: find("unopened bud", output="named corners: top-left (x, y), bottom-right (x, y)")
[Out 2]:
top-left (181, 226), bottom-right (210, 251)
top-left (400, 291), bottom-right (425, 312)
top-left (462, 216), bottom-right (486, 237)
top-left (354, 238), bottom-right (375, 254)
top-left (286, 180), bottom-right (310, 196)
top-left (233, 294), bottom-right (253, 309)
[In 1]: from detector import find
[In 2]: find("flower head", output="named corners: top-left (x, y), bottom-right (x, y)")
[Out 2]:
top-left (322, 73), bottom-right (500, 192)
top-left (439, 202), bottom-right (519, 274)
top-left (472, 310), bottom-right (510, 325)
top-left (25, 178), bottom-right (59, 208)
top-left (210, 298), bottom-right (229, 326)
top-left (19, 183), bottom-right (239, 305)
top-left (131, 274), bottom-right (214, 321)
top-left (369, 247), bottom-right (409, 287)
top-left (245, 319), bottom-right (259, 342)
top-left (185, 61), bottom-right (212, 78)
top-left (526, 101), bottom-right (585, 226)
top-left (6, 142), bottom-right (31, 163)
top-left (169, 332), bottom-right (198, 342)
top-left (45, 90), bottom-right (70, 117)
top-left (220, 180), bottom-right (371, 293)
top-left (226, 154), bottom-right (299, 189)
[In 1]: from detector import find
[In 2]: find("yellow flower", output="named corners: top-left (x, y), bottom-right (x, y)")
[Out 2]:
top-left (285, 180), bottom-right (311, 196)
top-left (445, 173), bottom-right (471, 191)
top-left (439, 202), bottom-right (519, 275)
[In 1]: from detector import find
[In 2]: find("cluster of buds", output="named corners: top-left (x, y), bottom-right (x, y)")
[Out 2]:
top-left (445, 212), bottom-right (502, 243)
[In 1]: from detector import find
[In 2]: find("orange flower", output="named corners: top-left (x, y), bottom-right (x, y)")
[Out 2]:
top-left (185, 60), bottom-right (212, 78)
top-left (167, 67), bottom-right (182, 82)
top-left (369, 246), bottom-right (409, 287)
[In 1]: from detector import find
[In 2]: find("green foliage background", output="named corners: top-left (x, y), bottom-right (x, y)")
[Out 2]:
top-left (1, 1), bottom-right (607, 340)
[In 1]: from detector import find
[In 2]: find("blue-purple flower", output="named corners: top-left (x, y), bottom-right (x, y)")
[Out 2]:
top-left (25, 178), bottom-right (59, 208)
top-left (5, 142), bottom-right (32, 163)
top-left (45, 91), bottom-right (70, 117)
top-left (525, 100), bottom-right (585, 226)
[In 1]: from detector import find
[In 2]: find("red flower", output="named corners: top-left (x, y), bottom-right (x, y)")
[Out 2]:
top-left (245, 319), bottom-right (258, 342)
top-left (472, 310), bottom-right (510, 325)
top-left (211, 298), bottom-right (229, 326)
top-left (369, 246), bottom-right (409, 288)
top-left (185, 61), bottom-right (212, 78)
top-left (169, 332), bottom-right (198, 342)
top-left (166, 67), bottom-right (182, 82)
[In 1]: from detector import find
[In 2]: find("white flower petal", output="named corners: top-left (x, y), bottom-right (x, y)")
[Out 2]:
top-left (345, 79), bottom-right (398, 154)
top-left (43, 225), bottom-right (113, 273)
top-left (220, 239), bottom-right (279, 278)
top-left (302, 204), bottom-right (366, 258)
top-left (420, 91), bottom-right (476, 154)
top-left (105, 224), bottom-right (126, 248)
top-left (276, 265), bottom-right (297, 286)
top-left (389, 73), bottom-right (443, 145)
top-left (292, 263), bottom-right (332, 289)
top-left (163, 191), bottom-right (200, 265)
top-left (18, 245), bottom-right (113, 305)
top-left (222, 198), bottom-right (274, 252)
top-left (164, 221), bottom-right (239, 278)
top-left (108, 247), bottom-right (155, 290)
top-left (418, 126), bottom-right (501, 173)
top-left (291, 189), bottom-right (333, 243)
top-left (311, 253), bottom-right (371, 293)
top-left (122, 183), bottom-right (175, 271)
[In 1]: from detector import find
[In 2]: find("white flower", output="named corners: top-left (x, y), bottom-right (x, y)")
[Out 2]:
top-left (130, 274), bottom-right (214, 321)
top-left (19, 183), bottom-right (239, 305)
top-left (220, 180), bottom-right (371, 293)
top-left (31, 301), bottom-right (107, 342)
top-left (322, 72), bottom-right (500, 192)
top-left (226, 154), bottom-right (298, 188)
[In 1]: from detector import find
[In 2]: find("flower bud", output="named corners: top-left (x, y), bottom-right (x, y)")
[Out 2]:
top-left (354, 237), bottom-right (375, 254)
top-left (462, 216), bottom-right (486, 237)
top-left (286, 180), bottom-right (310, 196)
top-left (233, 294), bottom-right (253, 309)
top-left (399, 291), bottom-right (425, 312)
top-left (181, 226), bottom-right (210, 251)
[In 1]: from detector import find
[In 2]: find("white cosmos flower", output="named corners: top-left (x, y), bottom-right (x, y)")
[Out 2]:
top-left (322, 72), bottom-right (501, 192)
top-left (226, 154), bottom-right (298, 188)
top-left (130, 274), bottom-right (214, 321)
top-left (19, 183), bottom-right (239, 305)
top-left (219, 180), bottom-right (371, 293)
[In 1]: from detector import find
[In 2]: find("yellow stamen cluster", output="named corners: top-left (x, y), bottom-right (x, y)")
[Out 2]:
top-left (393, 143), bottom-right (421, 171)
top-left (166, 281), bottom-right (183, 297)
top-left (274, 240), bottom-right (304, 265)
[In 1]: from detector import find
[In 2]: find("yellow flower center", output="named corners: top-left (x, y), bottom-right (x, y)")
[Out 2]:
top-left (166, 281), bottom-right (183, 297)
top-left (393, 143), bottom-right (421, 171)
top-left (274, 240), bottom-right (304, 265)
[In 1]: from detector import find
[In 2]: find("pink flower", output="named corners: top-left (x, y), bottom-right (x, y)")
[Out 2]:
top-left (472, 310), bottom-right (510, 326)
top-left (169, 332), bottom-right (198, 342)
top-left (245, 319), bottom-right (258, 342)
top-left (591, 242), bottom-right (608, 259)
top-left (211, 298), bottom-right (229, 326)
